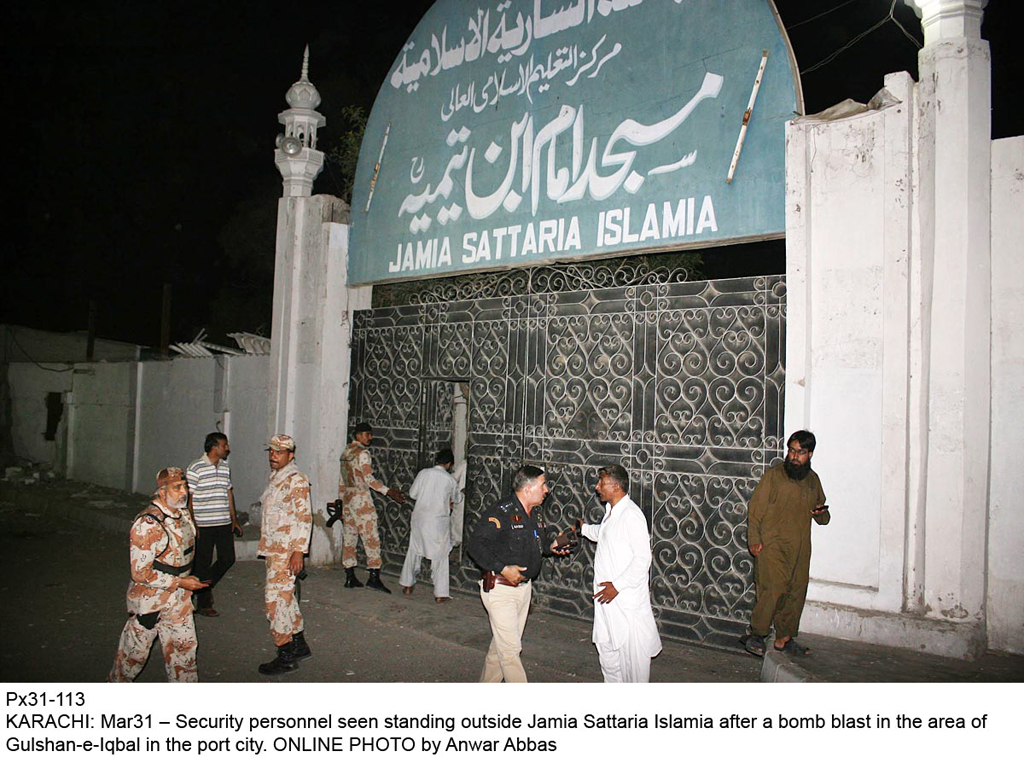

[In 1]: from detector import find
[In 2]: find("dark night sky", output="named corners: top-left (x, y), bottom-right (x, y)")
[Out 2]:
top-left (2, 1), bottom-right (1019, 348)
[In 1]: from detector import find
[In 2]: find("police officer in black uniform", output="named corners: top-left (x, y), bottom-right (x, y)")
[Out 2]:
top-left (467, 464), bottom-right (568, 682)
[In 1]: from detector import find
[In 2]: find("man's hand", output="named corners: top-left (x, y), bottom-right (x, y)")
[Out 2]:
top-left (179, 576), bottom-right (208, 591)
top-left (387, 488), bottom-right (407, 504)
top-left (501, 565), bottom-right (528, 585)
top-left (594, 581), bottom-right (619, 604)
top-left (231, 520), bottom-right (243, 537)
top-left (550, 539), bottom-right (571, 556)
top-left (288, 551), bottom-right (305, 576)
top-left (749, 542), bottom-right (763, 557)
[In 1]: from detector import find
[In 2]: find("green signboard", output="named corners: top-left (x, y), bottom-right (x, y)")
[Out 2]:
top-left (349, 0), bottom-right (801, 284)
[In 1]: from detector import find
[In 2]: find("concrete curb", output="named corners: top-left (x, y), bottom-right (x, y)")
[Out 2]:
top-left (760, 649), bottom-right (821, 682)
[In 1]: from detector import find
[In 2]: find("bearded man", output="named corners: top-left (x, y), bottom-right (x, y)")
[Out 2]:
top-left (109, 467), bottom-right (207, 682)
top-left (742, 430), bottom-right (830, 657)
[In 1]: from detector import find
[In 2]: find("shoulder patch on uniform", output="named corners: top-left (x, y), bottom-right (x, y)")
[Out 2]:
top-left (488, 517), bottom-right (502, 530)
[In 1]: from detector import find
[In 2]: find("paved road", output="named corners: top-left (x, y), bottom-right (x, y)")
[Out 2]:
top-left (0, 479), bottom-right (759, 683)
top-left (2, 478), bottom-right (1021, 683)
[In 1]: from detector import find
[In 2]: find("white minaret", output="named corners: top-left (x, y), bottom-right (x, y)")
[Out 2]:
top-left (275, 45), bottom-right (326, 197)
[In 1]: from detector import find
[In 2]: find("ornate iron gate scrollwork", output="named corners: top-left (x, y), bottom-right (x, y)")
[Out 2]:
top-left (349, 264), bottom-right (785, 650)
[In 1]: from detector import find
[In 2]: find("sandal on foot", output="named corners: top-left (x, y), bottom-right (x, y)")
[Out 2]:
top-left (740, 634), bottom-right (766, 656)
top-left (775, 639), bottom-right (812, 656)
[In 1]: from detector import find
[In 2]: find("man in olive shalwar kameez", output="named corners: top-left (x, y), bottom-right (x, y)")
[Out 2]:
top-left (742, 430), bottom-right (830, 657)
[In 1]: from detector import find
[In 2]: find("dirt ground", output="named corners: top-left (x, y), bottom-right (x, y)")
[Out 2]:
top-left (1, 478), bottom-right (1021, 684)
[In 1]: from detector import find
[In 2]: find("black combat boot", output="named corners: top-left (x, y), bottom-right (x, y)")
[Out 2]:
top-left (291, 631), bottom-right (312, 661)
top-left (344, 567), bottom-right (364, 588)
top-left (258, 642), bottom-right (300, 675)
top-left (366, 569), bottom-right (392, 594)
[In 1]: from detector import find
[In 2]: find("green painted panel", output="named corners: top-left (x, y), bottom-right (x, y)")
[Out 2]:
top-left (349, 0), bottom-right (800, 283)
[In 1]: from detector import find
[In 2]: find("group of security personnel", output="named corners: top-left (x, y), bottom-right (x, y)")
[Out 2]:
top-left (108, 428), bottom-right (828, 682)
top-left (108, 434), bottom-right (311, 681)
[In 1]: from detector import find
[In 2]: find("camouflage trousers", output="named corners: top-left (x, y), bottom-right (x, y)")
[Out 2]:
top-left (108, 608), bottom-right (198, 682)
top-left (341, 490), bottom-right (382, 569)
top-left (265, 553), bottom-right (303, 646)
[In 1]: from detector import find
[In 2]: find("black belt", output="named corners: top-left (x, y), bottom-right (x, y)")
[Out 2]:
top-left (153, 547), bottom-right (193, 576)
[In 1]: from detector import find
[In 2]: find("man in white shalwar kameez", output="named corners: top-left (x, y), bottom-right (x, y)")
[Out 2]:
top-left (580, 465), bottom-right (662, 682)
top-left (400, 449), bottom-right (460, 602)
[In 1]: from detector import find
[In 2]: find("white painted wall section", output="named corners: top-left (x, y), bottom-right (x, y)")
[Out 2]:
top-left (987, 136), bottom-right (1024, 653)
top-left (7, 364), bottom-right (73, 467)
top-left (133, 356), bottom-right (269, 511)
top-left (784, 0), bottom-right (1018, 657)
top-left (66, 362), bottom-right (137, 491)
top-left (785, 73), bottom-right (914, 619)
top-left (224, 355), bottom-right (271, 516)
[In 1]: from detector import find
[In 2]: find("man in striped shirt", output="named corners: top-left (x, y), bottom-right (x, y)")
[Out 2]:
top-left (186, 432), bottom-right (241, 618)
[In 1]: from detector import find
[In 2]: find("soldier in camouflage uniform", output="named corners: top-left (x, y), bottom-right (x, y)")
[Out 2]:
top-left (338, 423), bottom-right (406, 593)
top-left (258, 434), bottom-right (313, 675)
top-left (109, 467), bottom-right (207, 682)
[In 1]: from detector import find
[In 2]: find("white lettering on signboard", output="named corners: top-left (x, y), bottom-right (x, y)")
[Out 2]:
top-left (400, 72), bottom-right (724, 234)
top-left (389, 196), bottom-right (716, 275)
top-left (390, 0), bottom-right (647, 95)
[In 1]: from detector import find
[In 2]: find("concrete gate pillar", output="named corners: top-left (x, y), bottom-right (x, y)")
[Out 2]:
top-left (268, 49), bottom-right (371, 565)
top-left (906, 0), bottom-right (991, 652)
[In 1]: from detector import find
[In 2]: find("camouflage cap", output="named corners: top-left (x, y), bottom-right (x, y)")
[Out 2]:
top-left (155, 467), bottom-right (186, 488)
top-left (266, 434), bottom-right (296, 452)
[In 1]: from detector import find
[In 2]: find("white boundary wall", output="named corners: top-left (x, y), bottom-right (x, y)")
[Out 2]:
top-left (7, 356), bottom-right (270, 511)
top-left (987, 136), bottom-right (1024, 653)
top-left (786, 55), bottom-right (1022, 655)
top-left (7, 363), bottom-right (73, 468)
top-left (66, 362), bottom-right (138, 491)
top-left (132, 356), bottom-right (270, 513)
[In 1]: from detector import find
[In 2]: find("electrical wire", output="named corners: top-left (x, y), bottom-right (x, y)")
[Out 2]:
top-left (890, 13), bottom-right (924, 49)
top-left (800, 1), bottom-right (920, 76)
top-left (3, 325), bottom-right (71, 373)
top-left (788, 0), bottom-right (860, 31)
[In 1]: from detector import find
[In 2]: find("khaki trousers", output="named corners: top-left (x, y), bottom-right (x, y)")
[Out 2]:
top-left (341, 494), bottom-right (382, 569)
top-left (479, 579), bottom-right (532, 683)
top-left (108, 612), bottom-right (198, 683)
top-left (265, 553), bottom-right (303, 646)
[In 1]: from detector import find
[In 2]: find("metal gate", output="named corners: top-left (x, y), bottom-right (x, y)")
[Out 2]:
top-left (349, 263), bottom-right (785, 650)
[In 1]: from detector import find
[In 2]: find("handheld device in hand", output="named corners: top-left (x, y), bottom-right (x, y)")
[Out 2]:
top-left (555, 528), bottom-right (579, 551)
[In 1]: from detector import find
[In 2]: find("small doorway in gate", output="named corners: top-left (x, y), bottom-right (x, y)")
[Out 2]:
top-left (417, 378), bottom-right (470, 563)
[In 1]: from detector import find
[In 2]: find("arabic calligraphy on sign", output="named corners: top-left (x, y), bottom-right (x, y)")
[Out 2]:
top-left (401, 72), bottom-right (723, 234)
top-left (350, 0), bottom-right (800, 283)
top-left (440, 35), bottom-right (622, 121)
top-left (390, 0), bottom-right (647, 93)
